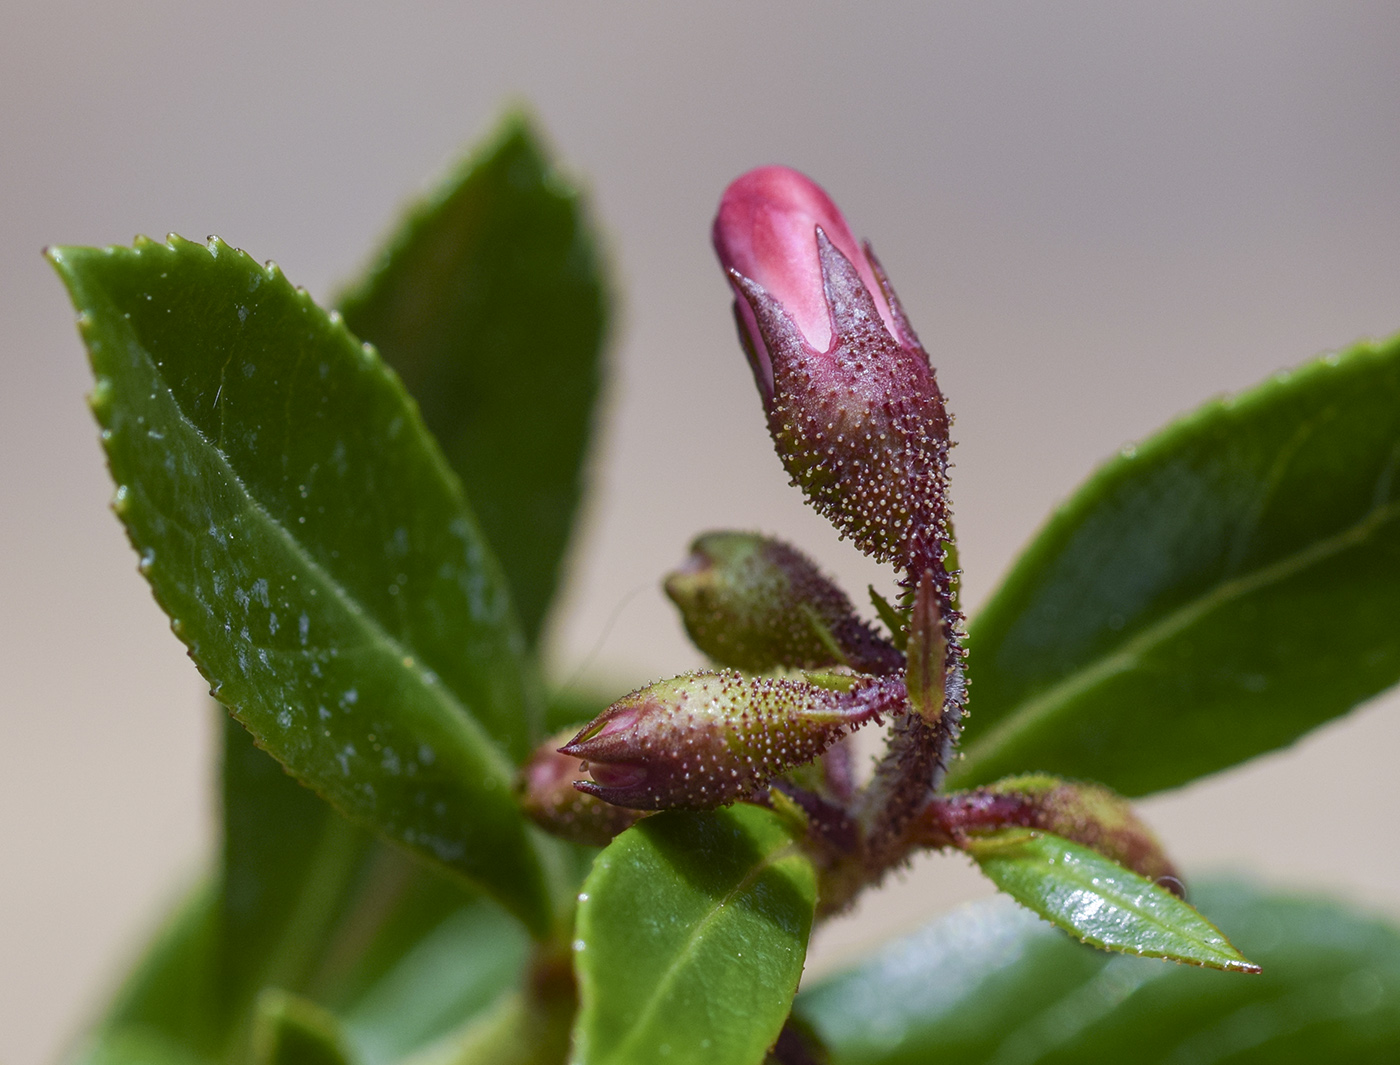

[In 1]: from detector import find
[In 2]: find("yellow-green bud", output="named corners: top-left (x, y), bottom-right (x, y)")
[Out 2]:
top-left (664, 532), bottom-right (902, 675)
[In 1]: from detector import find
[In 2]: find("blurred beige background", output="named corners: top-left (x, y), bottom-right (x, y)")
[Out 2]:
top-left (6, 1), bottom-right (1400, 1061)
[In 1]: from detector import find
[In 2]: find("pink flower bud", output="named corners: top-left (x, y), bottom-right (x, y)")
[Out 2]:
top-left (712, 166), bottom-right (951, 576)
top-left (713, 166), bottom-right (903, 394)
top-left (559, 671), bottom-right (906, 810)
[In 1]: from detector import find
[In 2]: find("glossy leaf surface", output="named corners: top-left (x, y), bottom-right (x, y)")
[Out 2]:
top-left (798, 880), bottom-right (1400, 1064)
top-left (965, 829), bottom-right (1254, 971)
top-left (339, 113), bottom-right (609, 647)
top-left (572, 806), bottom-right (816, 1065)
top-left (51, 237), bottom-right (549, 930)
top-left (954, 334), bottom-right (1400, 795)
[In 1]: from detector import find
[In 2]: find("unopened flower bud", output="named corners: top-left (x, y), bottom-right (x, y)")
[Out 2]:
top-left (560, 671), bottom-right (906, 810)
top-left (664, 531), bottom-right (902, 675)
top-left (520, 730), bottom-right (646, 846)
top-left (713, 166), bottom-right (951, 575)
top-left (922, 774), bottom-right (1180, 891)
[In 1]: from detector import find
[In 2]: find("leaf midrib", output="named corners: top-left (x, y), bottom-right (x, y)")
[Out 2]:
top-left (599, 842), bottom-right (804, 1065)
top-left (110, 278), bottom-right (515, 785)
top-left (954, 494), bottom-right (1400, 786)
top-left (1019, 852), bottom-right (1223, 954)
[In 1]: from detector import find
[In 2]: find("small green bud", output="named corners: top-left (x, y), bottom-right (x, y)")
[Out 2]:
top-left (664, 531), bottom-right (902, 675)
top-left (560, 670), bottom-right (906, 810)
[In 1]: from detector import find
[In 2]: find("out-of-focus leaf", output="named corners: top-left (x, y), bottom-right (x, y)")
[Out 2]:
top-left (82, 720), bottom-right (573, 1065)
top-left (339, 112), bottom-right (610, 647)
top-left (965, 829), bottom-right (1254, 972)
top-left (542, 686), bottom-right (614, 735)
top-left (395, 985), bottom-right (575, 1065)
top-left (218, 715), bottom-right (372, 1037)
top-left (797, 880), bottom-right (1400, 1064)
top-left (251, 990), bottom-right (353, 1065)
top-left (73, 1027), bottom-right (212, 1065)
top-left (334, 895), bottom-right (530, 1065)
top-left (953, 335), bottom-right (1400, 795)
top-left (50, 237), bottom-right (549, 931)
top-left (72, 880), bottom-right (221, 1064)
top-left (571, 806), bottom-right (816, 1065)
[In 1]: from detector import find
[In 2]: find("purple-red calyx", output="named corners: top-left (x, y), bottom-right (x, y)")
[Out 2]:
top-left (559, 670), bottom-right (907, 811)
top-left (519, 730), bottom-right (646, 847)
top-left (712, 165), bottom-right (952, 578)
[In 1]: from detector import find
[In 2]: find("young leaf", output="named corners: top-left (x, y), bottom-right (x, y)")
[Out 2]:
top-left (955, 334), bottom-right (1400, 795)
top-left (50, 237), bottom-right (550, 932)
top-left (339, 112), bottom-right (610, 647)
top-left (572, 806), bottom-right (817, 1065)
top-left (796, 881), bottom-right (1400, 1064)
top-left (964, 828), bottom-right (1255, 972)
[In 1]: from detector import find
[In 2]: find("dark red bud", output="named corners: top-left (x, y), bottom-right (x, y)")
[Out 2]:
top-left (519, 730), bottom-right (646, 846)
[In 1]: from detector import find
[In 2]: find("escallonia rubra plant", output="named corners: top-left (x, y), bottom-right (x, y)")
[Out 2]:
top-left (534, 165), bottom-right (1189, 925)
top-left (50, 113), bottom-right (1400, 1065)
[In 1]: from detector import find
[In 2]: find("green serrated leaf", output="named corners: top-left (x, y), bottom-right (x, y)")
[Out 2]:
top-left (955, 334), bottom-right (1400, 795)
top-left (964, 828), bottom-right (1255, 972)
top-left (50, 236), bottom-right (550, 932)
top-left (572, 806), bottom-right (817, 1065)
top-left (339, 112), bottom-right (610, 648)
top-left (797, 880), bottom-right (1400, 1064)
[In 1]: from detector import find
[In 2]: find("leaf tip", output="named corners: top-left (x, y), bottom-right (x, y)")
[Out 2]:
top-left (44, 243), bottom-right (85, 279)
